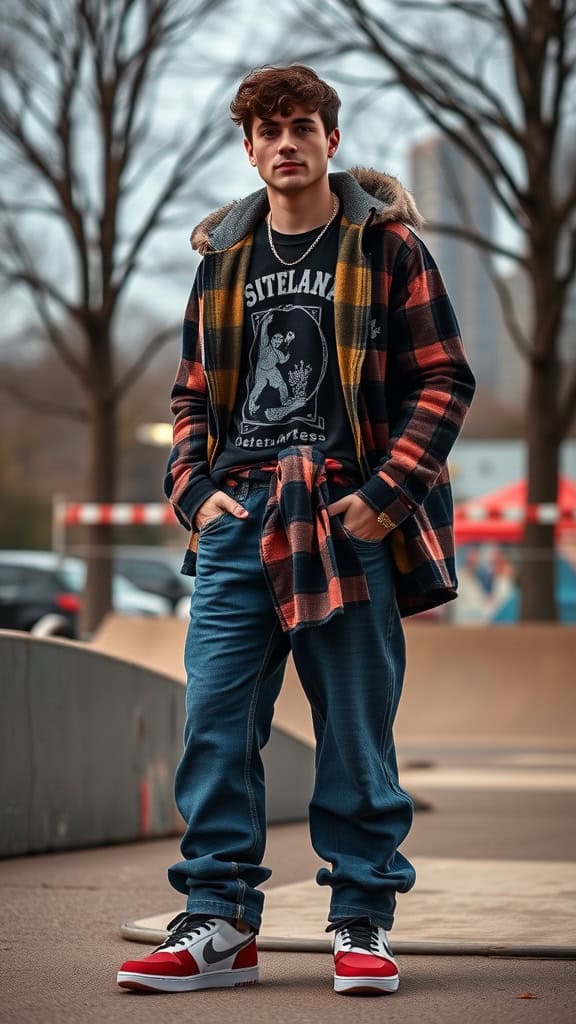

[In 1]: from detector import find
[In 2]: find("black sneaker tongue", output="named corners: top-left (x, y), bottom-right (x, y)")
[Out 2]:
top-left (325, 915), bottom-right (371, 933)
top-left (345, 919), bottom-right (375, 953)
top-left (167, 911), bottom-right (213, 931)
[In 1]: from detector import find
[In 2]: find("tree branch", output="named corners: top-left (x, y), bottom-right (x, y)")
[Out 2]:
top-left (495, 0), bottom-right (523, 47)
top-left (112, 322), bottom-right (179, 401)
top-left (393, 0), bottom-right (495, 19)
top-left (366, 6), bottom-right (523, 146)
top-left (558, 174), bottom-right (576, 221)
top-left (0, 379), bottom-right (88, 421)
top-left (110, 106), bottom-right (236, 309)
top-left (0, 17), bottom-right (92, 306)
top-left (54, 14), bottom-right (91, 307)
top-left (424, 222), bottom-right (528, 267)
top-left (339, 0), bottom-right (526, 223)
top-left (0, 201), bottom-right (62, 217)
top-left (0, 211), bottom-right (89, 382)
top-left (550, 1), bottom-right (571, 130)
top-left (0, 262), bottom-right (78, 320)
top-left (489, 271), bottom-right (533, 362)
top-left (426, 155), bottom-right (533, 361)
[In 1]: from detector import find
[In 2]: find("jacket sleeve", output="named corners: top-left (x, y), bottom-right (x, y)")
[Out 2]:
top-left (163, 269), bottom-right (219, 531)
top-left (357, 235), bottom-right (476, 530)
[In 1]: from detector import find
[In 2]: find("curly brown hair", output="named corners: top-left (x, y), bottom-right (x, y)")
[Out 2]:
top-left (230, 65), bottom-right (341, 142)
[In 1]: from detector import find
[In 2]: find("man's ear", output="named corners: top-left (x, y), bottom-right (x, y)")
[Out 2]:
top-left (243, 137), bottom-right (256, 166)
top-left (327, 127), bottom-right (341, 158)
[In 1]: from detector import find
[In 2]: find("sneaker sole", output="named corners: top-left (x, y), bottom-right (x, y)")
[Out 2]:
top-left (117, 966), bottom-right (259, 992)
top-left (334, 973), bottom-right (399, 995)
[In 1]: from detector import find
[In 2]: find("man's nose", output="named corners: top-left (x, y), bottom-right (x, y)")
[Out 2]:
top-left (278, 132), bottom-right (297, 153)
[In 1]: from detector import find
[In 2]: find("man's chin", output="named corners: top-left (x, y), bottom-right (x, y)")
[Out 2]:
top-left (267, 176), bottom-right (313, 194)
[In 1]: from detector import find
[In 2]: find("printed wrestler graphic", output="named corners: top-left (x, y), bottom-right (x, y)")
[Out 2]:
top-left (248, 310), bottom-right (294, 415)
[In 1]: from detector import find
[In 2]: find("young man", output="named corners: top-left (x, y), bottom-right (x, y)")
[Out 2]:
top-left (117, 65), bottom-right (475, 996)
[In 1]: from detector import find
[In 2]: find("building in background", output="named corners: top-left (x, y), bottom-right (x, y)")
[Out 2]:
top-left (491, 266), bottom-right (529, 407)
top-left (409, 134), bottom-right (526, 407)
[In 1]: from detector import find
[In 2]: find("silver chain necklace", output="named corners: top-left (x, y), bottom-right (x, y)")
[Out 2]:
top-left (266, 194), bottom-right (339, 268)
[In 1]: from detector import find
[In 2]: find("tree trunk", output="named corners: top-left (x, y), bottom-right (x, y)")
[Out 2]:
top-left (519, 355), bottom-right (560, 621)
top-left (80, 339), bottom-right (117, 636)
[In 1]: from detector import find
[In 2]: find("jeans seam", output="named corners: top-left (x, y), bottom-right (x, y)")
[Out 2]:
top-left (304, 689), bottom-right (326, 728)
top-left (186, 898), bottom-right (242, 913)
top-left (244, 622), bottom-right (278, 855)
top-left (378, 606), bottom-right (397, 784)
top-left (236, 878), bottom-right (246, 923)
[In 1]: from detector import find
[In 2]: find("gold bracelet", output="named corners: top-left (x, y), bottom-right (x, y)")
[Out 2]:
top-left (377, 511), bottom-right (395, 530)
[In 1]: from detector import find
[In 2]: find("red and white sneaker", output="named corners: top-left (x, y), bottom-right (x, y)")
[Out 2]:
top-left (331, 916), bottom-right (399, 995)
top-left (117, 912), bottom-right (259, 992)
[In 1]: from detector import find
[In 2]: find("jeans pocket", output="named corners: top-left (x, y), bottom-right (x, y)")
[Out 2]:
top-left (197, 482), bottom-right (245, 537)
top-left (198, 510), bottom-right (229, 536)
top-left (341, 523), bottom-right (384, 547)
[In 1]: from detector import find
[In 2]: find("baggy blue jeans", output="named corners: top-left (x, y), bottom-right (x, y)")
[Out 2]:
top-left (169, 477), bottom-right (416, 934)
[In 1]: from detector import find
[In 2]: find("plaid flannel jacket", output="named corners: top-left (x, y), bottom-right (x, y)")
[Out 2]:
top-left (260, 446), bottom-right (371, 634)
top-left (164, 169), bottom-right (476, 618)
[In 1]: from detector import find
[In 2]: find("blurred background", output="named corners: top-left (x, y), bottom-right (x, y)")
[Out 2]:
top-left (2, 11), bottom-right (576, 1008)
top-left (1, 0), bottom-right (575, 636)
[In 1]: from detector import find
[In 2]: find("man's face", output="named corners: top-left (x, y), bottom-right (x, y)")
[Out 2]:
top-left (244, 104), bottom-right (340, 194)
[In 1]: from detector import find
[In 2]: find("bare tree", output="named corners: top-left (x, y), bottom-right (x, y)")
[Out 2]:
top-left (295, 0), bottom-right (576, 620)
top-left (0, 0), bottom-right (235, 631)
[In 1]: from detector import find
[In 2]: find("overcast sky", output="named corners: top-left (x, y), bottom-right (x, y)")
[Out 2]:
top-left (3, 0), bottom-right (568, 356)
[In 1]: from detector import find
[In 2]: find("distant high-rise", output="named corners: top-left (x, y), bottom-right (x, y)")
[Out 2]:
top-left (409, 135), bottom-right (500, 392)
top-left (492, 266), bottom-right (528, 407)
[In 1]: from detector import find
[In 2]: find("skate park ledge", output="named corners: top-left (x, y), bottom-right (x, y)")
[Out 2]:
top-left (1, 621), bottom-right (575, 857)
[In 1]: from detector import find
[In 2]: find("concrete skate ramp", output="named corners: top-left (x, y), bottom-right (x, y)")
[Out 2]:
top-left (124, 855), bottom-right (576, 954)
top-left (92, 614), bottom-right (315, 746)
top-left (398, 623), bottom-right (576, 746)
top-left (93, 617), bottom-right (576, 749)
top-left (0, 630), bottom-right (314, 858)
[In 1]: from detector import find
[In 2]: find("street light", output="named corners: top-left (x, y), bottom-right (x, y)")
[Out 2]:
top-left (135, 422), bottom-right (172, 447)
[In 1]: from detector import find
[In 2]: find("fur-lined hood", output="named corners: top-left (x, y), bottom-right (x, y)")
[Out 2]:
top-left (191, 168), bottom-right (424, 254)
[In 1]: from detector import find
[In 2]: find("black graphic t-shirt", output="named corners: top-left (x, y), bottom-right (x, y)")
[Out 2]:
top-left (211, 212), bottom-right (362, 485)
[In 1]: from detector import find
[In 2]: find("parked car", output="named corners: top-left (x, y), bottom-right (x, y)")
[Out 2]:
top-left (114, 547), bottom-right (194, 610)
top-left (0, 551), bottom-right (171, 638)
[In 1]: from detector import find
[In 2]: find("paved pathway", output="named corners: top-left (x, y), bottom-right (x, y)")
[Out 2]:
top-left (2, 745), bottom-right (575, 1023)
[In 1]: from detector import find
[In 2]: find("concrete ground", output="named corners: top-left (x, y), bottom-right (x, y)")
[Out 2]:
top-left (2, 747), bottom-right (576, 1024)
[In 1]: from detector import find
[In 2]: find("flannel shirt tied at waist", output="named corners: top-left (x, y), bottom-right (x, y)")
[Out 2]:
top-left (255, 446), bottom-right (371, 634)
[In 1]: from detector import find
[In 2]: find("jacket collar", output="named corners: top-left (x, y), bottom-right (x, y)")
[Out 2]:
top-left (191, 168), bottom-right (423, 254)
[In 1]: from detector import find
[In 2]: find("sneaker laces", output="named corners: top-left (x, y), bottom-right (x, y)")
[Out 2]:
top-left (337, 916), bottom-right (379, 954)
top-left (154, 912), bottom-right (216, 952)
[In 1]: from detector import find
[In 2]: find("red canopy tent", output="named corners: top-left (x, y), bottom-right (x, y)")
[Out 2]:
top-left (454, 476), bottom-right (576, 543)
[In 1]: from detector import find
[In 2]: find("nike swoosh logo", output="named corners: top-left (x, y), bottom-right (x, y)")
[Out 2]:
top-left (203, 934), bottom-right (254, 964)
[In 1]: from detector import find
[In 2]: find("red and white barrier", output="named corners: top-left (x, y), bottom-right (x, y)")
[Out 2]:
top-left (58, 502), bottom-right (178, 526)
top-left (54, 500), bottom-right (576, 527)
top-left (455, 504), bottom-right (576, 525)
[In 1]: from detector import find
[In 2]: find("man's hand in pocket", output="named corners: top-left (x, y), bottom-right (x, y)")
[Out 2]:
top-left (194, 491), bottom-right (250, 531)
top-left (327, 493), bottom-right (387, 542)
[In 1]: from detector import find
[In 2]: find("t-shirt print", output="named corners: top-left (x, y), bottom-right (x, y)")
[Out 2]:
top-left (210, 212), bottom-right (362, 487)
top-left (242, 302), bottom-right (328, 433)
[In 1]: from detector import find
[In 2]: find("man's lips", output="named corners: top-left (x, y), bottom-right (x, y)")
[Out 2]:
top-left (276, 161), bottom-right (304, 170)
